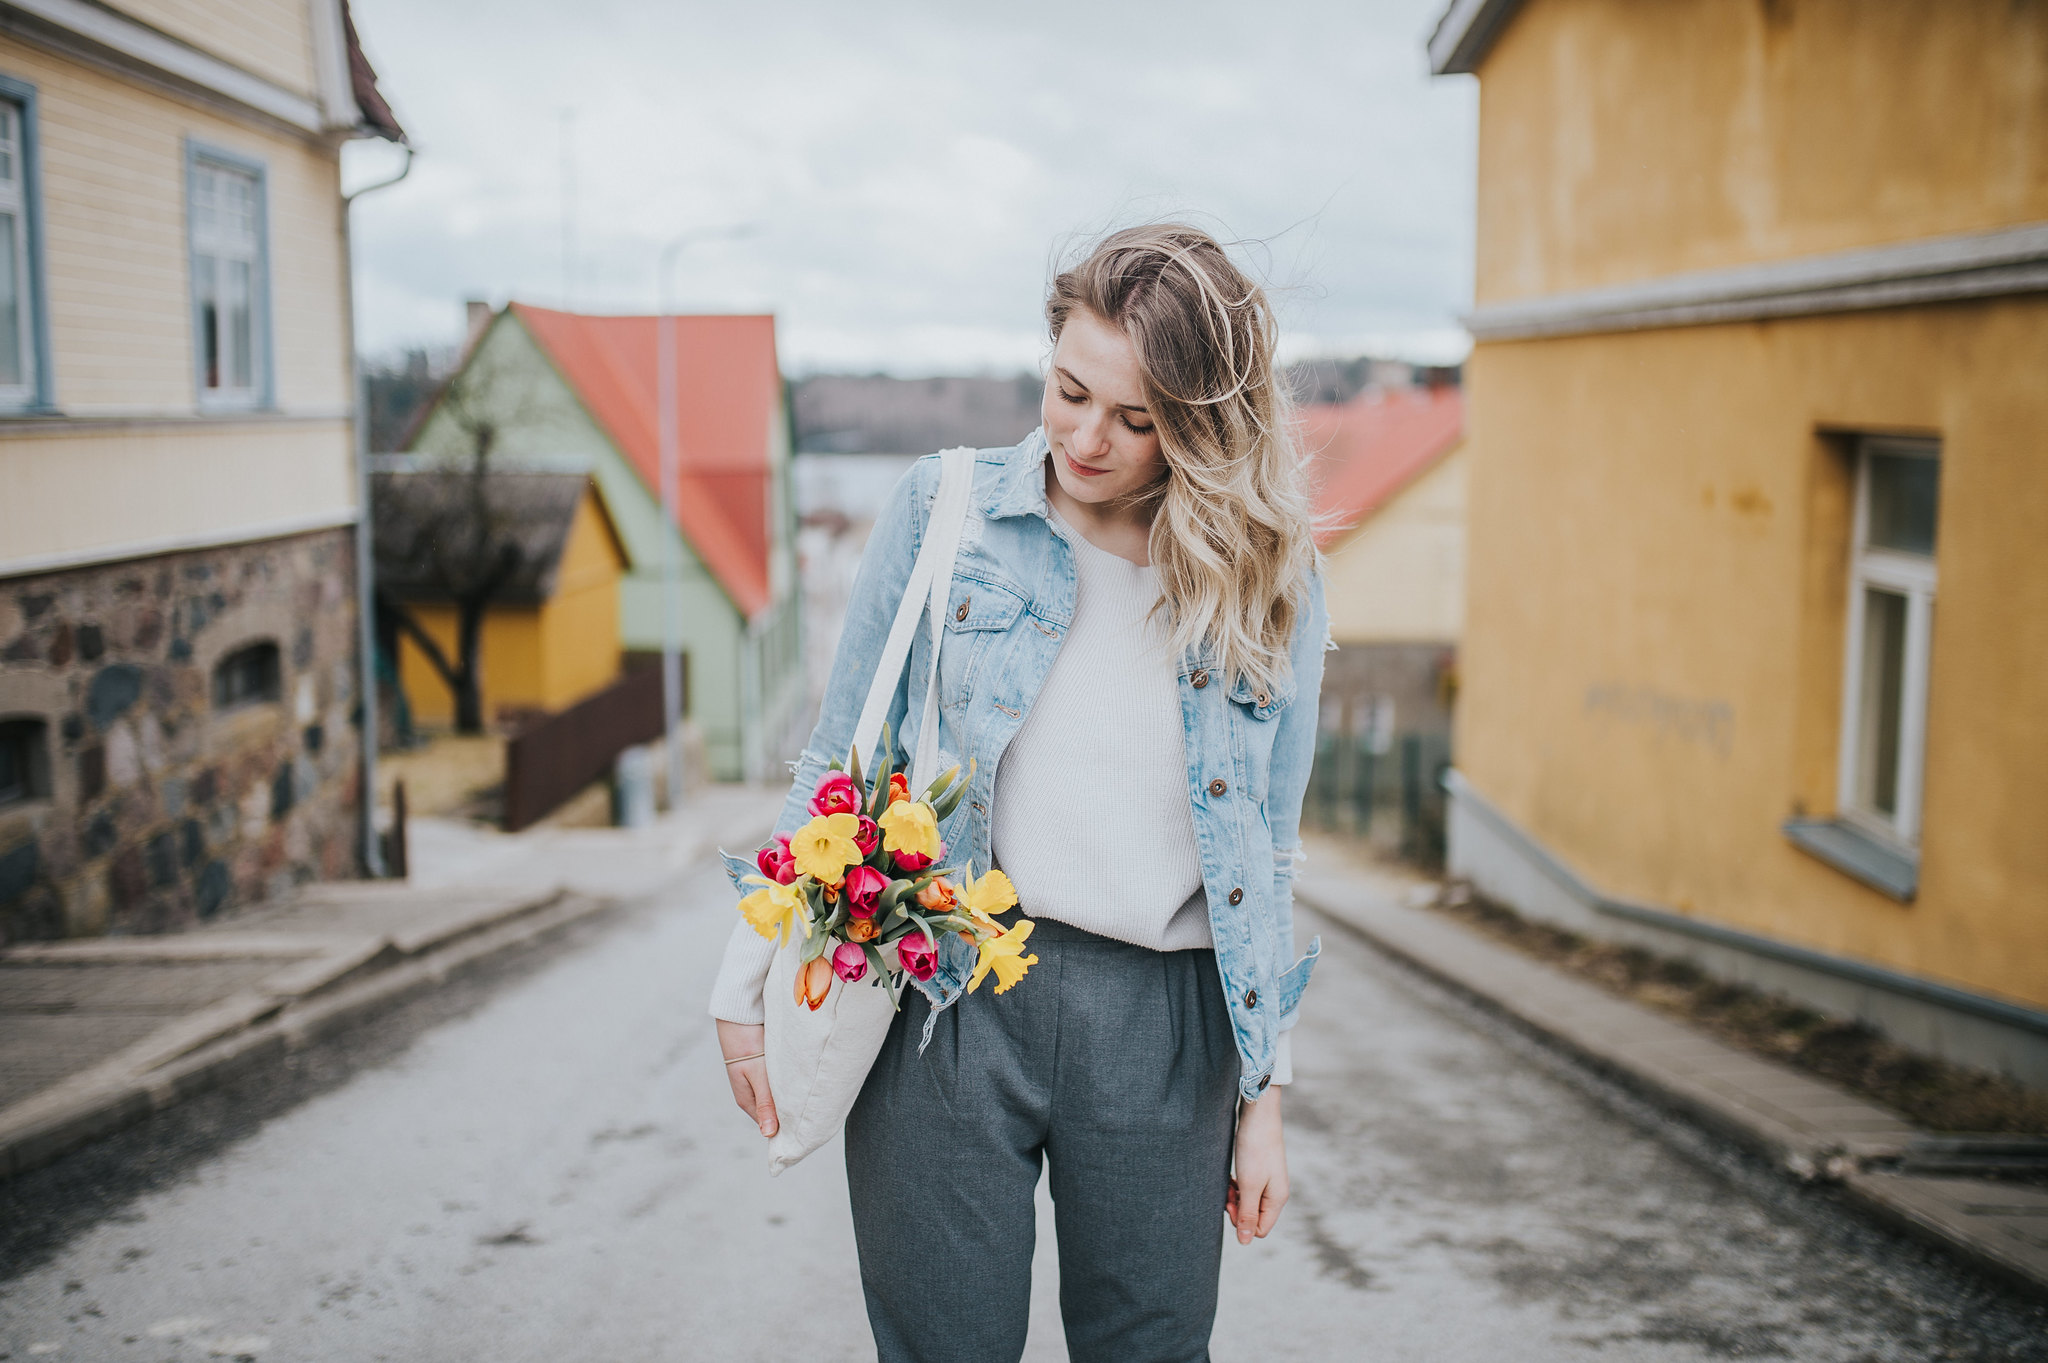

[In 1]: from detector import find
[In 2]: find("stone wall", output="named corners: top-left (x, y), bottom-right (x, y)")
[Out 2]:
top-left (0, 528), bottom-right (362, 943)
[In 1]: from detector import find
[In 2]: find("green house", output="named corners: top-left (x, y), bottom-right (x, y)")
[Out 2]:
top-left (405, 304), bottom-right (803, 781)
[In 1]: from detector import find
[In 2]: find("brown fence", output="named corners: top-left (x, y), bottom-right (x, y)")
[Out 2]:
top-left (504, 666), bottom-right (666, 832)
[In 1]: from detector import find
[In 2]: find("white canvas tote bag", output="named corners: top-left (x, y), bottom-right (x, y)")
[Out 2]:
top-left (760, 446), bottom-right (977, 1174)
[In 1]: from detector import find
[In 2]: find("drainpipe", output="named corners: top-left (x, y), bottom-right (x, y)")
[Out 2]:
top-left (342, 142), bottom-right (414, 877)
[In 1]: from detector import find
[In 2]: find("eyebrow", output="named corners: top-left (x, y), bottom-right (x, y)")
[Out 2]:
top-left (1055, 365), bottom-right (1149, 413)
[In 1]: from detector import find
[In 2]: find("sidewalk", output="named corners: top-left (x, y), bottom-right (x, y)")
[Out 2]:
top-left (0, 783), bottom-right (783, 1180)
top-left (1293, 839), bottom-right (2048, 1298)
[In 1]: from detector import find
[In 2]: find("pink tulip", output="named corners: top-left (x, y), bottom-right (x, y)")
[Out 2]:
top-left (831, 940), bottom-right (869, 983)
top-left (892, 840), bottom-right (943, 875)
top-left (756, 835), bottom-right (796, 885)
top-left (898, 930), bottom-right (937, 982)
top-left (842, 864), bottom-right (888, 919)
top-left (854, 815), bottom-right (881, 858)
top-left (810, 771), bottom-right (862, 818)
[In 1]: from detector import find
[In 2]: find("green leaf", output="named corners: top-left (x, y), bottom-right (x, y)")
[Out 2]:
top-left (870, 745), bottom-right (896, 817)
top-left (845, 743), bottom-right (865, 803)
top-left (919, 764), bottom-right (960, 804)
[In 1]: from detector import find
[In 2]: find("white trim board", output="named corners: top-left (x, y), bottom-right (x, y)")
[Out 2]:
top-left (0, 0), bottom-right (331, 136)
top-left (0, 508), bottom-right (358, 581)
top-left (1468, 221), bottom-right (2048, 341)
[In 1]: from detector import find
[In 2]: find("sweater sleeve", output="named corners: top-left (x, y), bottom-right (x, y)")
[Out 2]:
top-left (705, 458), bottom-right (935, 1026)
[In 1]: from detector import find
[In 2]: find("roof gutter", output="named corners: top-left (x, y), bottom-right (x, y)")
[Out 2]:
top-left (1427, 0), bottom-right (1527, 75)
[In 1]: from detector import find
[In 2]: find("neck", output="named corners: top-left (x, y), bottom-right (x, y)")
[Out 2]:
top-left (1043, 460), bottom-right (1156, 566)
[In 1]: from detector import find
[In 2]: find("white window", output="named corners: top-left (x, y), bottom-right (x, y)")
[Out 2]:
top-left (1836, 438), bottom-right (1940, 847)
top-left (0, 98), bottom-right (36, 406)
top-left (190, 154), bottom-right (266, 405)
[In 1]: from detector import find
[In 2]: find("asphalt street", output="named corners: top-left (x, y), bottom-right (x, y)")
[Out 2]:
top-left (3, 851), bottom-right (2045, 1361)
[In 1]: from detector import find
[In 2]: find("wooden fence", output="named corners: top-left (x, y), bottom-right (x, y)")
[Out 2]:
top-left (504, 666), bottom-right (666, 832)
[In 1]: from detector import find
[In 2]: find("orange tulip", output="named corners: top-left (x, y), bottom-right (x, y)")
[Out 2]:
top-left (916, 876), bottom-right (956, 912)
top-left (794, 955), bottom-right (833, 1010)
top-left (846, 917), bottom-right (878, 943)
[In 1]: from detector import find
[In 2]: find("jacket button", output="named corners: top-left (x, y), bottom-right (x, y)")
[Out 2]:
top-left (1257, 1074), bottom-right (1270, 1092)
top-left (1243, 989), bottom-right (1258, 1008)
top-left (1209, 778), bottom-right (1228, 797)
top-left (955, 600), bottom-right (969, 622)
top-left (1228, 887), bottom-right (1243, 905)
top-left (1256, 692), bottom-right (1269, 706)
top-left (1190, 669), bottom-right (1209, 689)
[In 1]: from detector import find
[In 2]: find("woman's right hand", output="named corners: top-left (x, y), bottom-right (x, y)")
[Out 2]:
top-left (718, 1019), bottom-right (778, 1137)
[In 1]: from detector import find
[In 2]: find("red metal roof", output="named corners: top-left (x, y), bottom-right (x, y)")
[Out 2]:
top-left (1299, 386), bottom-right (1464, 550)
top-left (513, 304), bottom-right (781, 617)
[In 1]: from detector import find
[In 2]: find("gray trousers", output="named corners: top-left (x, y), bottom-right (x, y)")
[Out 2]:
top-left (845, 915), bottom-right (1240, 1363)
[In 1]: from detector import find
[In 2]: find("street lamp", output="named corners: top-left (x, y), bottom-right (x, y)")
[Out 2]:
top-left (656, 224), bottom-right (756, 810)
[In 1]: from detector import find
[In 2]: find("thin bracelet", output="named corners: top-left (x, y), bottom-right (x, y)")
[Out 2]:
top-left (723, 1051), bottom-right (766, 1066)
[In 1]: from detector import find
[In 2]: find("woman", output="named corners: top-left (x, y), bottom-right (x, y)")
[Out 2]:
top-left (711, 222), bottom-right (1326, 1363)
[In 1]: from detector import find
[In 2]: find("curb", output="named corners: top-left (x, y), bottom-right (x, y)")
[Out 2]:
top-left (0, 891), bottom-right (609, 1182)
top-left (1293, 873), bottom-right (2048, 1299)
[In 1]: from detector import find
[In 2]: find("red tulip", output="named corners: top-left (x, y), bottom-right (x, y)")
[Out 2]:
top-left (756, 835), bottom-right (797, 885)
top-left (831, 941), bottom-right (869, 984)
top-left (843, 864), bottom-right (888, 919)
top-left (898, 930), bottom-right (937, 982)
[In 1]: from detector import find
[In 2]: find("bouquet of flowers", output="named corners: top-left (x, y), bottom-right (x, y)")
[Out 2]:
top-left (735, 731), bottom-right (1038, 1011)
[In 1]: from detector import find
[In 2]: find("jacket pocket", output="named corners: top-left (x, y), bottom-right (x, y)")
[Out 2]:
top-left (939, 577), bottom-right (1028, 708)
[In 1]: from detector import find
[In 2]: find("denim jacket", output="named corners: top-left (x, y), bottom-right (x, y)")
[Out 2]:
top-left (769, 429), bottom-right (1324, 1102)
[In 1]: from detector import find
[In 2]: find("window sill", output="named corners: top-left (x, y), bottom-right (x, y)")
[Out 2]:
top-left (1784, 818), bottom-right (1918, 902)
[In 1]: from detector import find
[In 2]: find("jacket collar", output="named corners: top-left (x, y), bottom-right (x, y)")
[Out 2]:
top-left (980, 427), bottom-right (1053, 521)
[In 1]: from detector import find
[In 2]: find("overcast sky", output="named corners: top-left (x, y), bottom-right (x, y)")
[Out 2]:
top-left (342, 0), bottom-right (1476, 375)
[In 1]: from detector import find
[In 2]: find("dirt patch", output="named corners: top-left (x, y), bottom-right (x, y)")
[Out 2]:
top-left (1430, 881), bottom-right (2048, 1137)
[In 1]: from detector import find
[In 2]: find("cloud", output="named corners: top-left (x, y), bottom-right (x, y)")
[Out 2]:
top-left (344, 0), bottom-right (1476, 372)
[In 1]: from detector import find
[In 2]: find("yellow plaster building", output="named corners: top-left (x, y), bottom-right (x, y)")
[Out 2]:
top-left (1432, 0), bottom-right (2048, 1083)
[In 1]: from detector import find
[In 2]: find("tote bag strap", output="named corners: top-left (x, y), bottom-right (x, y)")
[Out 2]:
top-left (849, 448), bottom-right (977, 786)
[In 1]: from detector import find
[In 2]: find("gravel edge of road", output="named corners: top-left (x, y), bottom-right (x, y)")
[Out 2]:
top-left (1295, 880), bottom-right (2048, 1303)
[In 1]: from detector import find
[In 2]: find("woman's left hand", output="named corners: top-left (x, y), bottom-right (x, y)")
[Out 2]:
top-left (1226, 1086), bottom-right (1288, 1245)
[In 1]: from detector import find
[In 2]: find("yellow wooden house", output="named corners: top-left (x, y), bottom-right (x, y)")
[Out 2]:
top-left (372, 469), bottom-right (630, 729)
top-left (1432, 0), bottom-right (2048, 1084)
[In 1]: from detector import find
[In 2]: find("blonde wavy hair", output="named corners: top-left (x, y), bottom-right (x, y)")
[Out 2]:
top-left (1046, 223), bottom-right (1317, 697)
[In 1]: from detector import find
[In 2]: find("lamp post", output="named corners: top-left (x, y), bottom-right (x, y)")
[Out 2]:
top-left (656, 224), bottom-right (755, 809)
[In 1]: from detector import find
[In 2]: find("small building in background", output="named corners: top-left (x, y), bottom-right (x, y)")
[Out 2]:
top-left (1300, 385), bottom-right (1466, 857)
top-left (404, 305), bottom-right (801, 782)
top-left (0, 1), bottom-right (402, 942)
top-left (371, 469), bottom-right (629, 731)
top-left (1432, 0), bottom-right (2048, 1083)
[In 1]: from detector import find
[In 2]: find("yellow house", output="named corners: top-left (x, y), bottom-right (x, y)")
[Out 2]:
top-left (0, 2), bottom-right (404, 940)
top-left (1432, 0), bottom-right (2048, 1083)
top-left (372, 470), bottom-right (629, 729)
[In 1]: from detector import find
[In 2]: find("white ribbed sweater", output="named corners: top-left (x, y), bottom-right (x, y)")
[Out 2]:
top-left (991, 513), bottom-right (1211, 950)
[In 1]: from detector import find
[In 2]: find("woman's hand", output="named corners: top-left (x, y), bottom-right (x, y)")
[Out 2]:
top-left (1226, 1086), bottom-right (1288, 1245)
top-left (717, 1019), bottom-right (778, 1138)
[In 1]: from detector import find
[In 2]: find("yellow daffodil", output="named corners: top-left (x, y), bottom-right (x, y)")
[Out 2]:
top-left (956, 865), bottom-right (1018, 934)
top-left (968, 918), bottom-right (1038, 995)
top-left (737, 876), bottom-right (809, 946)
top-left (879, 798), bottom-right (940, 860)
top-left (790, 812), bottom-right (863, 885)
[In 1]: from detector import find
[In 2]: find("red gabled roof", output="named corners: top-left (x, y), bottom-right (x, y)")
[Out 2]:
top-left (513, 304), bottom-right (780, 617)
top-left (1299, 386), bottom-right (1464, 550)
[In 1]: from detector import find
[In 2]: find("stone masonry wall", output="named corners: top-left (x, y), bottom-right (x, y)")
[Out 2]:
top-left (0, 528), bottom-right (362, 943)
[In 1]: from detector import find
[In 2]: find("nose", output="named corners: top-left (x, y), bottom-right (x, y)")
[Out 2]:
top-left (1071, 407), bottom-right (1113, 459)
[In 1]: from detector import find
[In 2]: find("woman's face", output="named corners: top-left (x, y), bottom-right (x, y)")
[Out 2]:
top-left (1042, 308), bottom-right (1166, 507)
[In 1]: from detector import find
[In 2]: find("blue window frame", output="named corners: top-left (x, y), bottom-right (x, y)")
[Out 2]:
top-left (185, 140), bottom-right (274, 410)
top-left (0, 73), bottom-right (54, 413)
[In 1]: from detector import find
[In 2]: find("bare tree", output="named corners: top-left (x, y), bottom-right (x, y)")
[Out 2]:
top-left (372, 364), bottom-right (540, 735)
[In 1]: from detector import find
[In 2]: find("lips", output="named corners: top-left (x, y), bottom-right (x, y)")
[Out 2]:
top-left (1063, 452), bottom-right (1111, 478)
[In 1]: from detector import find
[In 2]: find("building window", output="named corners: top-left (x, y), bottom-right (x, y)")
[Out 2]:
top-left (214, 641), bottom-right (282, 709)
top-left (0, 717), bottom-right (49, 808)
top-left (0, 77), bottom-right (50, 412)
top-left (187, 145), bottom-right (270, 407)
top-left (1837, 438), bottom-right (1939, 847)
